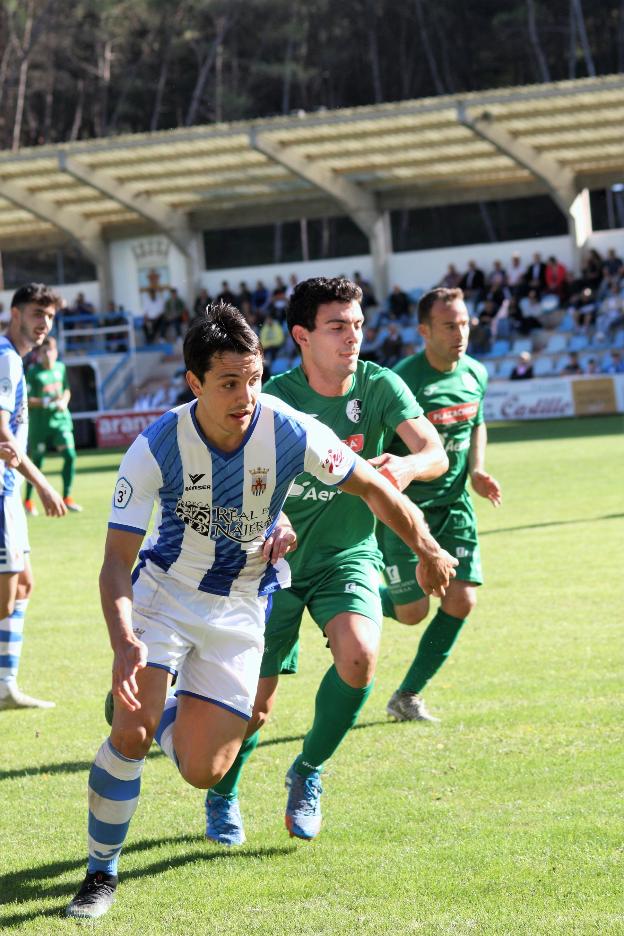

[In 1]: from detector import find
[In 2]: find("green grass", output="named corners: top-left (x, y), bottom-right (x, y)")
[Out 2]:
top-left (1, 416), bottom-right (623, 935)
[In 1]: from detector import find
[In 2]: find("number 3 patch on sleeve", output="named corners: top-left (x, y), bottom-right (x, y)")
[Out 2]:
top-left (114, 477), bottom-right (133, 508)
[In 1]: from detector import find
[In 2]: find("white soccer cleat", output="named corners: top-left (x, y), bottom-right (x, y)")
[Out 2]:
top-left (386, 690), bottom-right (439, 723)
top-left (0, 685), bottom-right (55, 710)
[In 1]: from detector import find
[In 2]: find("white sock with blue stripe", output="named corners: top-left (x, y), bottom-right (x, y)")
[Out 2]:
top-left (0, 599), bottom-right (28, 694)
top-left (87, 739), bottom-right (144, 875)
top-left (154, 696), bottom-right (179, 768)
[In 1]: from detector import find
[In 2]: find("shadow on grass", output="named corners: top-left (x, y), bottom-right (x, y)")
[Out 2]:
top-left (481, 512), bottom-right (624, 537)
top-left (0, 837), bottom-right (293, 925)
top-left (0, 749), bottom-right (162, 783)
top-left (258, 717), bottom-right (388, 750)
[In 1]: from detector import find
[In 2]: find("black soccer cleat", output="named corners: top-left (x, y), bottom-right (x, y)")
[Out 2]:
top-left (104, 689), bottom-right (114, 726)
top-left (65, 871), bottom-right (118, 919)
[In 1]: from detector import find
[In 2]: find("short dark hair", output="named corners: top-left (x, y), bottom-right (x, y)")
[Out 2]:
top-left (287, 276), bottom-right (363, 335)
top-left (11, 283), bottom-right (62, 311)
top-left (418, 287), bottom-right (464, 324)
top-left (183, 301), bottom-right (261, 380)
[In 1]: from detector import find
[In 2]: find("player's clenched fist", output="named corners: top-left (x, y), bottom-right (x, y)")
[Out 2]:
top-left (416, 548), bottom-right (458, 598)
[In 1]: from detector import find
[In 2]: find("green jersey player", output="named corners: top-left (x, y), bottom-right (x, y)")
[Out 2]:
top-left (24, 336), bottom-right (82, 513)
top-left (377, 287), bottom-right (502, 723)
top-left (204, 276), bottom-right (455, 845)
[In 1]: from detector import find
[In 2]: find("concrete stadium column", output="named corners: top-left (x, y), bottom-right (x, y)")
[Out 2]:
top-left (368, 211), bottom-right (392, 303)
top-left (568, 188), bottom-right (593, 271)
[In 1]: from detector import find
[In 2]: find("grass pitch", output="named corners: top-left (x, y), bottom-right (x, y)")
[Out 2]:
top-left (1, 416), bottom-right (623, 935)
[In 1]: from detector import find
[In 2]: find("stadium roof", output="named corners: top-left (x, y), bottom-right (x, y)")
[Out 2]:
top-left (1, 73), bottom-right (623, 257)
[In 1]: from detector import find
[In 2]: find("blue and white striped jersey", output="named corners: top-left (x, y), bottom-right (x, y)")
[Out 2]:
top-left (0, 336), bottom-right (27, 497)
top-left (109, 393), bottom-right (357, 597)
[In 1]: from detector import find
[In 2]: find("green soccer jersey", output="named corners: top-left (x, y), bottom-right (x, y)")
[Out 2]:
top-left (263, 360), bottom-right (422, 574)
top-left (26, 361), bottom-right (72, 432)
top-left (389, 351), bottom-right (488, 508)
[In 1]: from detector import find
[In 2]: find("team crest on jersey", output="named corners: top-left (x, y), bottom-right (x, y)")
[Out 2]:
top-left (423, 383), bottom-right (440, 397)
top-left (0, 377), bottom-right (12, 397)
top-left (346, 398), bottom-right (362, 423)
top-left (461, 372), bottom-right (479, 393)
top-left (250, 467), bottom-right (269, 496)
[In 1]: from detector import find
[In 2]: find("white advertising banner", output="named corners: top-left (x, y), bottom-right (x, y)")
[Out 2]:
top-left (485, 374), bottom-right (624, 421)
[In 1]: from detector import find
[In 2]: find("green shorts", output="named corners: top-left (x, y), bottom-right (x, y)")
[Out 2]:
top-left (30, 422), bottom-right (75, 454)
top-left (378, 490), bottom-right (483, 605)
top-left (260, 554), bottom-right (383, 678)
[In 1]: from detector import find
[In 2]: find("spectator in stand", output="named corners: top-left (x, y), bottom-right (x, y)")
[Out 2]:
top-left (251, 280), bottom-right (269, 314)
top-left (572, 287), bottom-right (597, 331)
top-left (545, 255), bottom-right (567, 300)
top-left (286, 273), bottom-right (298, 298)
top-left (379, 321), bottom-right (403, 368)
top-left (562, 351), bottom-right (583, 375)
top-left (259, 314), bottom-right (285, 371)
top-left (602, 248), bottom-right (623, 287)
top-left (585, 357), bottom-right (599, 375)
top-left (601, 349), bottom-right (624, 373)
top-left (103, 301), bottom-right (129, 353)
top-left (217, 281), bottom-right (237, 306)
top-left (237, 282), bottom-right (252, 318)
top-left (516, 289), bottom-right (543, 335)
top-left (507, 253), bottom-right (525, 297)
top-left (270, 285), bottom-right (289, 323)
top-left (486, 260), bottom-right (508, 307)
top-left (273, 275), bottom-right (287, 297)
top-left (582, 249), bottom-right (603, 293)
top-left (459, 260), bottom-right (485, 308)
top-left (359, 325), bottom-right (383, 363)
top-left (388, 285), bottom-right (411, 322)
top-left (438, 263), bottom-right (462, 289)
top-left (510, 351), bottom-right (534, 380)
top-left (596, 283), bottom-right (624, 337)
top-left (353, 271), bottom-right (377, 310)
top-left (141, 284), bottom-right (166, 344)
top-left (160, 287), bottom-right (187, 341)
top-left (193, 288), bottom-right (212, 320)
top-left (468, 313), bottom-right (491, 356)
top-left (524, 253), bottom-right (547, 296)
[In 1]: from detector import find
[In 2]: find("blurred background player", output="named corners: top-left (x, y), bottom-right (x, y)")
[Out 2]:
top-left (24, 335), bottom-right (82, 514)
top-left (0, 284), bottom-right (67, 711)
top-left (378, 287), bottom-right (502, 723)
top-left (203, 276), bottom-right (455, 845)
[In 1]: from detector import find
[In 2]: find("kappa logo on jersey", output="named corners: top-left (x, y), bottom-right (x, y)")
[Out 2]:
top-left (321, 448), bottom-right (347, 474)
top-left (344, 582), bottom-right (359, 594)
top-left (114, 477), bottom-right (133, 508)
top-left (343, 433), bottom-right (364, 452)
top-left (427, 401), bottom-right (479, 426)
top-left (175, 500), bottom-right (273, 543)
top-left (346, 398), bottom-right (362, 423)
top-left (423, 383), bottom-right (440, 397)
top-left (250, 467), bottom-right (269, 496)
top-left (0, 377), bottom-right (12, 397)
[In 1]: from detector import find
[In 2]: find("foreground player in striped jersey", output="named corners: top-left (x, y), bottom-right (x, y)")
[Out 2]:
top-left (66, 303), bottom-right (456, 919)
top-left (0, 284), bottom-right (67, 712)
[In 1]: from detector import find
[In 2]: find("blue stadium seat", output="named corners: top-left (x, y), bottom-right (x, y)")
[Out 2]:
top-left (557, 312), bottom-right (575, 332)
top-left (512, 337), bottom-right (532, 354)
top-left (490, 339), bottom-right (511, 357)
top-left (533, 355), bottom-right (554, 377)
top-left (546, 333), bottom-right (568, 353)
top-left (568, 333), bottom-right (589, 352)
top-left (497, 358), bottom-right (516, 379)
top-left (540, 294), bottom-right (560, 314)
top-left (483, 359), bottom-right (498, 379)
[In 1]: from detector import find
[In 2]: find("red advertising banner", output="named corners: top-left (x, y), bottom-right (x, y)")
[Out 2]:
top-left (95, 409), bottom-right (166, 448)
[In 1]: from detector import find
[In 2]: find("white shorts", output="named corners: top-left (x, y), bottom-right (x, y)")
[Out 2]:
top-left (132, 563), bottom-right (268, 720)
top-left (0, 494), bottom-right (29, 574)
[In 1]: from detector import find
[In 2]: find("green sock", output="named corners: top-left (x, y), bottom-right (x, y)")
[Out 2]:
top-left (399, 608), bottom-right (465, 695)
top-left (209, 730), bottom-right (260, 800)
top-left (294, 665), bottom-right (374, 777)
top-left (379, 585), bottom-right (396, 620)
top-left (61, 448), bottom-right (76, 499)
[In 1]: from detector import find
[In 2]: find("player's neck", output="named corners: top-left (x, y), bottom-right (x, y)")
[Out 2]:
top-left (300, 360), bottom-right (353, 397)
top-left (6, 324), bottom-right (30, 358)
top-left (424, 346), bottom-right (458, 374)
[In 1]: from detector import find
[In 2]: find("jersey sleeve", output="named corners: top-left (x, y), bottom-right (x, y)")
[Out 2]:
top-left (378, 367), bottom-right (423, 430)
top-left (303, 417), bottom-right (357, 487)
top-left (108, 433), bottom-right (162, 535)
top-left (0, 351), bottom-right (21, 416)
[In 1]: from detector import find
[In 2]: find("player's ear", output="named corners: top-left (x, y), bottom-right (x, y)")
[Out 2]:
top-left (185, 370), bottom-right (202, 397)
top-left (417, 321), bottom-right (429, 341)
top-left (291, 324), bottom-right (309, 349)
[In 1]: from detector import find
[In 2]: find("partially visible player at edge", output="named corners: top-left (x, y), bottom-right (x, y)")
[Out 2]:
top-left (378, 287), bottom-right (502, 723)
top-left (24, 335), bottom-right (82, 514)
top-left (0, 284), bottom-right (67, 711)
top-left (66, 302), bottom-right (456, 920)
top-left (203, 276), bottom-right (455, 847)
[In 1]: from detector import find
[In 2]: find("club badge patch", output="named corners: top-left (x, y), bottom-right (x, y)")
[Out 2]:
top-left (114, 477), bottom-right (133, 508)
top-left (346, 399), bottom-right (362, 423)
top-left (250, 467), bottom-right (269, 496)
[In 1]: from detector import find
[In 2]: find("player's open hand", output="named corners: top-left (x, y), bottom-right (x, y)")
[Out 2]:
top-left (416, 548), bottom-right (458, 598)
top-left (368, 453), bottom-right (408, 491)
top-left (263, 516), bottom-right (297, 564)
top-left (112, 638), bottom-right (148, 712)
top-left (471, 470), bottom-right (502, 507)
top-left (36, 481), bottom-right (67, 517)
top-left (0, 441), bottom-right (21, 468)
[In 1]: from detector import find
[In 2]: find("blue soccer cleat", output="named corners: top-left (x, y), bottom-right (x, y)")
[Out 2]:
top-left (205, 792), bottom-right (246, 845)
top-left (284, 763), bottom-right (322, 840)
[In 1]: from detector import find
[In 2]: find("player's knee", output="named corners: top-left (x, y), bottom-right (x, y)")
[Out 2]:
top-left (448, 591), bottom-right (477, 619)
top-left (396, 600), bottom-right (428, 627)
top-left (178, 757), bottom-right (223, 790)
top-left (0, 596), bottom-right (15, 618)
top-left (110, 725), bottom-right (154, 760)
top-left (335, 637), bottom-right (378, 687)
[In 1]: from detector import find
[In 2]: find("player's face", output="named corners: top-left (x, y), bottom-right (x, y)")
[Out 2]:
top-left (187, 351), bottom-right (263, 451)
top-left (11, 302), bottom-right (56, 354)
top-left (295, 300), bottom-right (364, 384)
top-left (420, 299), bottom-right (470, 368)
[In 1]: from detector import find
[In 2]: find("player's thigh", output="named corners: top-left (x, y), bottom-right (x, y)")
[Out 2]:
top-left (173, 695), bottom-right (248, 788)
top-left (110, 664), bottom-right (171, 758)
top-left (260, 585), bottom-right (306, 679)
top-left (0, 496), bottom-right (29, 615)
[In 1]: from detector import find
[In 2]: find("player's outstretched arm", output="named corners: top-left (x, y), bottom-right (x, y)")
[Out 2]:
top-left (262, 512), bottom-right (297, 564)
top-left (0, 440), bottom-right (21, 468)
top-left (0, 412), bottom-right (66, 516)
top-left (368, 414), bottom-right (448, 490)
top-left (339, 459), bottom-right (457, 597)
top-left (100, 528), bottom-right (147, 712)
top-left (469, 422), bottom-right (502, 507)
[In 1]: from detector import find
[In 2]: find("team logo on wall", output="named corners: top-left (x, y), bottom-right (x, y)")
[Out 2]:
top-left (250, 467), bottom-right (269, 496)
top-left (346, 399), bottom-right (362, 423)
